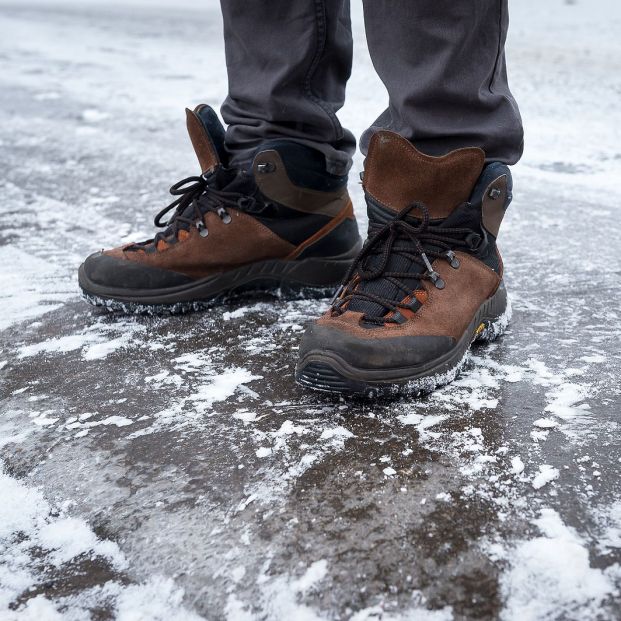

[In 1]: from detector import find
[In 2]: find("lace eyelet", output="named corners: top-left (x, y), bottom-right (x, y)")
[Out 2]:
top-left (446, 250), bottom-right (460, 269)
top-left (428, 271), bottom-right (445, 290)
top-left (196, 220), bottom-right (209, 237)
top-left (217, 207), bottom-right (232, 224)
top-left (257, 162), bottom-right (276, 174)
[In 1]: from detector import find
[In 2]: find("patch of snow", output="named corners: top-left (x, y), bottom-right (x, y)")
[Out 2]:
top-left (81, 108), bottom-right (109, 123)
top-left (350, 604), bottom-right (453, 621)
top-left (82, 334), bottom-right (134, 360)
top-left (579, 354), bottom-right (606, 364)
top-left (114, 577), bottom-right (205, 621)
top-left (544, 383), bottom-right (589, 421)
top-left (0, 247), bottom-right (66, 332)
top-left (532, 465), bottom-right (560, 490)
top-left (318, 426), bottom-right (354, 441)
top-left (532, 418), bottom-right (558, 429)
top-left (596, 502), bottom-right (621, 553)
top-left (189, 367), bottom-right (263, 410)
top-left (18, 324), bottom-right (144, 361)
top-left (510, 456), bottom-right (525, 475)
top-left (222, 303), bottom-right (271, 321)
top-left (501, 508), bottom-right (618, 621)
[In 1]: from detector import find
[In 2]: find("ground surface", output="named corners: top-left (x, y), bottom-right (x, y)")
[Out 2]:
top-left (1, 1), bottom-right (620, 620)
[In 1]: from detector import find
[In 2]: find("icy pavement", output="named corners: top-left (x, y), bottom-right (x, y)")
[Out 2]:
top-left (0, 0), bottom-right (620, 619)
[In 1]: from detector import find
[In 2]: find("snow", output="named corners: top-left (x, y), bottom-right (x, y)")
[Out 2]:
top-left (0, 247), bottom-right (66, 332)
top-left (115, 578), bottom-right (205, 621)
top-left (318, 426), bottom-right (354, 441)
top-left (596, 503), bottom-right (621, 553)
top-left (18, 323), bottom-right (145, 360)
top-left (532, 418), bottom-right (558, 429)
top-left (510, 457), bottom-right (525, 476)
top-left (188, 367), bottom-right (264, 409)
top-left (531, 466), bottom-right (560, 490)
top-left (350, 605), bottom-right (453, 621)
top-left (37, 517), bottom-right (121, 567)
top-left (544, 383), bottom-right (590, 421)
top-left (223, 560), bottom-right (329, 621)
top-left (501, 509), bottom-right (617, 621)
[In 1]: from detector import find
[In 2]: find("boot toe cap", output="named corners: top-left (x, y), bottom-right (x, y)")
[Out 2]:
top-left (80, 251), bottom-right (194, 292)
top-left (298, 322), bottom-right (455, 372)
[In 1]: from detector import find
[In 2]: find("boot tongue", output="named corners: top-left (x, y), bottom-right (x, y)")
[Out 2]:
top-left (185, 104), bottom-right (227, 173)
top-left (347, 131), bottom-right (485, 319)
top-left (362, 130), bottom-right (485, 221)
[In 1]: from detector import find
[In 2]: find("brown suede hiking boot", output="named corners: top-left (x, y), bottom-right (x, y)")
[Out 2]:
top-left (295, 130), bottom-right (513, 397)
top-left (78, 105), bottom-right (362, 313)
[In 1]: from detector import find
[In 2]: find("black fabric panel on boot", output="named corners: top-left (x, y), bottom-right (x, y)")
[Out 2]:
top-left (254, 205), bottom-right (333, 246)
top-left (257, 140), bottom-right (348, 192)
top-left (439, 201), bottom-right (501, 274)
top-left (214, 167), bottom-right (335, 246)
top-left (296, 217), bottom-right (360, 260)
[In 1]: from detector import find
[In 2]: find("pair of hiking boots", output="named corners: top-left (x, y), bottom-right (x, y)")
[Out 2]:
top-left (79, 105), bottom-right (512, 397)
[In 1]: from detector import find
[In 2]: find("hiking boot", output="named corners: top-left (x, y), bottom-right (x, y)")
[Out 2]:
top-left (295, 130), bottom-right (513, 397)
top-left (78, 104), bottom-right (362, 313)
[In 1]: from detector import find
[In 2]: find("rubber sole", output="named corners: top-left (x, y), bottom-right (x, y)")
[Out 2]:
top-left (295, 282), bottom-right (511, 399)
top-left (78, 242), bottom-right (361, 315)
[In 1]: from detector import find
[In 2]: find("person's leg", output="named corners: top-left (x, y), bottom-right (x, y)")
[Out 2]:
top-left (360, 0), bottom-right (523, 164)
top-left (220, 0), bottom-right (356, 176)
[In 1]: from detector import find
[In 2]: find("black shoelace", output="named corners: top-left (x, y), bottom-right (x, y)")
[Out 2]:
top-left (332, 203), bottom-right (480, 325)
top-left (130, 173), bottom-right (256, 249)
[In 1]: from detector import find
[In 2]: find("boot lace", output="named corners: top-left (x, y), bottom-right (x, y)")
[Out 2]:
top-left (332, 203), bottom-right (480, 325)
top-left (129, 173), bottom-right (256, 249)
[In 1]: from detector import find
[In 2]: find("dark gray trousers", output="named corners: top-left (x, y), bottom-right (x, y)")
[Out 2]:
top-left (220, 1), bottom-right (523, 175)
